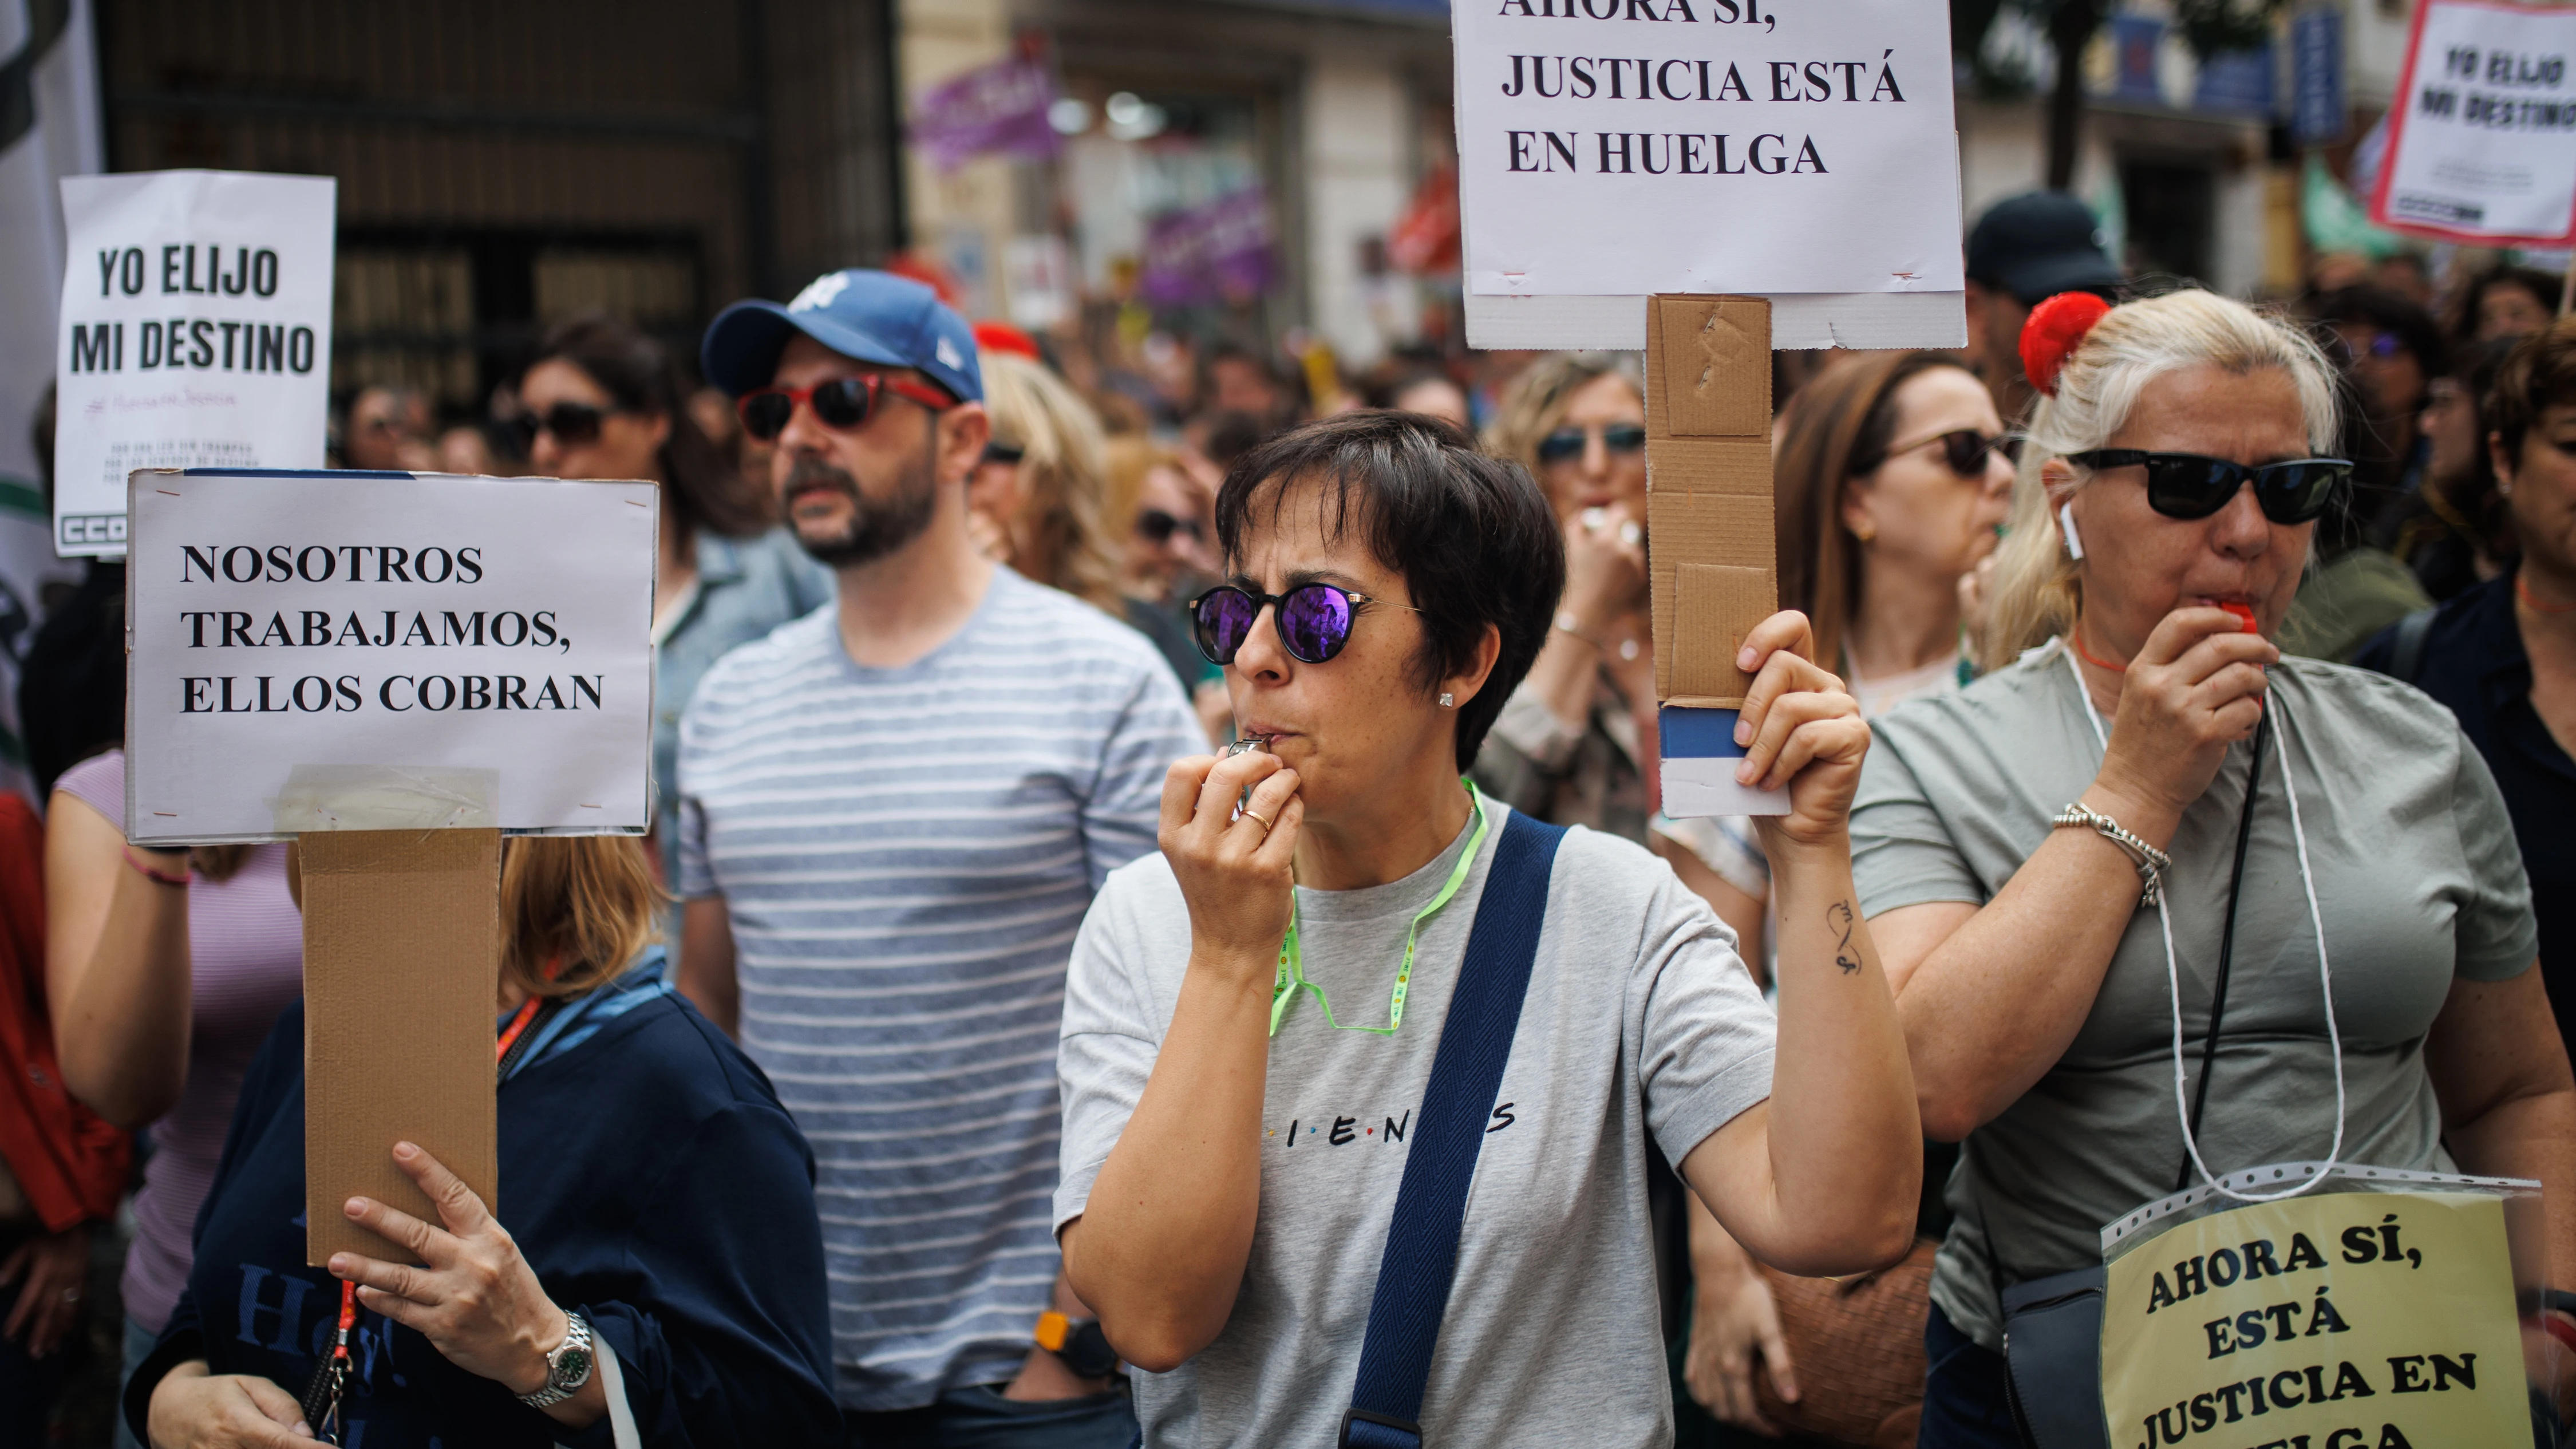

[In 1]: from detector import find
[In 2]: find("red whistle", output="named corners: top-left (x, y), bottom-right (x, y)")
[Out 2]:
top-left (2220, 602), bottom-right (2257, 633)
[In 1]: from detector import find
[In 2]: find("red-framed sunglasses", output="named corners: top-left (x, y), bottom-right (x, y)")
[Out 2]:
top-left (736, 374), bottom-right (957, 441)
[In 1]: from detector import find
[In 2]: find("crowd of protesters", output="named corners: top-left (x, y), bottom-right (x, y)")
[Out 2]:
top-left (0, 187), bottom-right (2568, 1449)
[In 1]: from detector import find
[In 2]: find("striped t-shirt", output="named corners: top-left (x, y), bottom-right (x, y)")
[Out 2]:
top-left (677, 567), bottom-right (1200, 1410)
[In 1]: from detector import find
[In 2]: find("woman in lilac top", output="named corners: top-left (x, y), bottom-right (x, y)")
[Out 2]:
top-left (45, 749), bottom-right (303, 1446)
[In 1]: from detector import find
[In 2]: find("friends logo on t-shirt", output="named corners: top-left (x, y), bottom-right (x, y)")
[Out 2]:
top-left (1265, 1102), bottom-right (1519, 1150)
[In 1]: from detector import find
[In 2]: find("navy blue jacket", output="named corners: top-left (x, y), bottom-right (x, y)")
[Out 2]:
top-left (2357, 570), bottom-right (2571, 1051)
top-left (123, 989), bottom-right (840, 1448)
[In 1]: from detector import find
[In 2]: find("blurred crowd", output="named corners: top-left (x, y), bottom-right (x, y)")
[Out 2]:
top-left (5, 184), bottom-right (2573, 1449)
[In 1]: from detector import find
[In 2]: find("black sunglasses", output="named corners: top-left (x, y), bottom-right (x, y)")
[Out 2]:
top-left (2067, 450), bottom-right (2350, 524)
top-left (1190, 583), bottom-right (1420, 665)
top-left (1888, 428), bottom-right (2018, 479)
top-left (508, 401), bottom-right (615, 453)
top-left (1136, 508), bottom-right (1203, 545)
top-left (1535, 423), bottom-right (1647, 466)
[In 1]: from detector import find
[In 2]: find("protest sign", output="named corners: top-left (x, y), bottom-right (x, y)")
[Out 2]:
top-left (128, 467), bottom-right (655, 1264)
top-left (1646, 295), bottom-right (1789, 816)
top-left (2370, 0), bottom-right (2576, 246)
top-left (1449, 0), bottom-right (1965, 350)
top-left (53, 171), bottom-right (334, 559)
top-left (124, 469), bottom-right (656, 844)
top-left (2100, 1177), bottom-right (2532, 1449)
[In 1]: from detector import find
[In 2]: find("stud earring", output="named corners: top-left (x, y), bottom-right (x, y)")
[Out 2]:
top-left (1439, 692), bottom-right (1455, 708)
top-left (1853, 520), bottom-right (1876, 542)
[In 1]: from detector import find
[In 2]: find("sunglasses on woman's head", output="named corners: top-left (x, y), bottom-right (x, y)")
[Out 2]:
top-left (2067, 450), bottom-right (2350, 524)
top-left (1136, 508), bottom-right (1203, 545)
top-left (1190, 582), bottom-right (1421, 665)
top-left (1535, 423), bottom-right (1647, 466)
top-left (508, 401), bottom-right (614, 453)
top-left (1888, 428), bottom-right (2018, 479)
top-left (736, 374), bottom-right (958, 442)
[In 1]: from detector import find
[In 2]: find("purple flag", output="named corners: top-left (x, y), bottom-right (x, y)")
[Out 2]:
top-left (910, 57), bottom-right (1059, 171)
top-left (1137, 189), bottom-right (1278, 306)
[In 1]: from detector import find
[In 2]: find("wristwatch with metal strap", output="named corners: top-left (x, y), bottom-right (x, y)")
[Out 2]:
top-left (518, 1312), bottom-right (596, 1408)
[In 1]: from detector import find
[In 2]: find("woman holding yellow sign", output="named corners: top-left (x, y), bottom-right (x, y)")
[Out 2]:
top-left (1850, 287), bottom-right (2575, 1447)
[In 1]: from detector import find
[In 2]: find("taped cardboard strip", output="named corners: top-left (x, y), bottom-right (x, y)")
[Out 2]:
top-left (1463, 291), bottom-right (1968, 351)
top-left (1658, 705), bottom-right (1791, 817)
top-left (1654, 298), bottom-right (1771, 437)
top-left (301, 827), bottom-right (500, 1265)
top-left (1671, 564), bottom-right (1773, 703)
top-left (272, 765), bottom-right (499, 834)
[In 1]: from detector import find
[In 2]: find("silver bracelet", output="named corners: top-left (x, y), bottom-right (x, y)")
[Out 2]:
top-left (2052, 802), bottom-right (2173, 907)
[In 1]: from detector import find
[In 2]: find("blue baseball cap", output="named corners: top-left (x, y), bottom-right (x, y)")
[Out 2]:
top-left (700, 269), bottom-right (983, 404)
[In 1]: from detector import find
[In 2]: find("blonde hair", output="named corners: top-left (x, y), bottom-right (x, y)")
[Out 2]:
top-left (1977, 290), bottom-right (2341, 672)
top-left (1483, 352), bottom-right (1643, 484)
top-left (979, 353), bottom-right (1125, 614)
top-left (1101, 435), bottom-right (1178, 546)
top-left (500, 835), bottom-right (662, 1000)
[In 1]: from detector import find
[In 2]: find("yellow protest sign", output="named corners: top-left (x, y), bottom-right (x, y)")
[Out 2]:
top-left (2100, 1189), bottom-right (2525, 1449)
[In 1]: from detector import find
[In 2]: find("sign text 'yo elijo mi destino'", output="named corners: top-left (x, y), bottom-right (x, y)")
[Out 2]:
top-left (53, 171), bottom-right (336, 559)
top-left (2371, 0), bottom-right (2576, 247)
top-left (125, 468), bottom-right (656, 1267)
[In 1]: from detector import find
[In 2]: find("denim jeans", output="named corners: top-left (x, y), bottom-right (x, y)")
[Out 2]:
top-left (114, 1314), bottom-right (154, 1449)
top-left (843, 1383), bottom-right (1138, 1449)
top-left (1917, 1304), bottom-right (2019, 1449)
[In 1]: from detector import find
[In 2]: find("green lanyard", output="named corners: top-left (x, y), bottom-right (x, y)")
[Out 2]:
top-left (1269, 781), bottom-right (1491, 1039)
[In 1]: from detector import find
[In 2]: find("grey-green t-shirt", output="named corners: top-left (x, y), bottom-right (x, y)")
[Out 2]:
top-left (1852, 643), bottom-right (2538, 1351)
top-left (1054, 800), bottom-right (1776, 1448)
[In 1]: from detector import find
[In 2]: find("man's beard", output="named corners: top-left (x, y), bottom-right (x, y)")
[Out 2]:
top-left (783, 451), bottom-right (938, 569)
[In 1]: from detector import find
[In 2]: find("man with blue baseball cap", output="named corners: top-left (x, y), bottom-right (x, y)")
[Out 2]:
top-left (675, 269), bottom-right (1198, 1446)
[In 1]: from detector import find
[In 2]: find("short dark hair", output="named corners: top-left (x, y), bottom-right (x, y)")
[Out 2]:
top-left (2487, 316), bottom-right (2576, 463)
top-left (2448, 262), bottom-right (2563, 348)
top-left (526, 314), bottom-right (769, 540)
top-left (1213, 411), bottom-right (1563, 771)
top-left (2313, 285), bottom-right (2450, 380)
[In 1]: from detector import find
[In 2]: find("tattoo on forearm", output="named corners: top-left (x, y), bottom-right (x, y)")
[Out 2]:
top-left (1827, 901), bottom-right (1861, 974)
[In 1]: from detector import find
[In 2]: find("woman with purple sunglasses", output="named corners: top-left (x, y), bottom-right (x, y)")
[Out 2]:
top-left (1049, 410), bottom-right (1922, 1448)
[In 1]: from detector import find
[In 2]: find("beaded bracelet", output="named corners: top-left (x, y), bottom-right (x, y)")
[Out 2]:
top-left (2052, 802), bottom-right (2172, 907)
top-left (121, 845), bottom-right (191, 887)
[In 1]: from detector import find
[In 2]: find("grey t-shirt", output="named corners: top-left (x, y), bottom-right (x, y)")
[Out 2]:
top-left (1852, 643), bottom-right (2538, 1350)
top-left (1055, 800), bottom-right (1776, 1448)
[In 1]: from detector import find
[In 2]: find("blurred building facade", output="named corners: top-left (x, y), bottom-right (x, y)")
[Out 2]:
top-left (94, 0), bottom-right (906, 417)
top-left (1956, 0), bottom-right (2425, 296)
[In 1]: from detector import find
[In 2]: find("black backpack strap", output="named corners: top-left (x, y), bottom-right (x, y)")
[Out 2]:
top-left (2387, 605), bottom-right (2437, 685)
top-left (1341, 808), bottom-right (1566, 1449)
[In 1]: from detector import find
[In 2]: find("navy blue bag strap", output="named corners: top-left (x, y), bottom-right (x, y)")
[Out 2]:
top-left (1340, 808), bottom-right (1566, 1449)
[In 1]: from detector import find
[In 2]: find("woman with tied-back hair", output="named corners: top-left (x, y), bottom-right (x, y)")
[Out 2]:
top-left (516, 314), bottom-right (832, 890)
top-left (1853, 287), bottom-right (2573, 1444)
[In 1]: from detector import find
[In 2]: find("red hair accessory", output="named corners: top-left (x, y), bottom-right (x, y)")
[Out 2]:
top-left (2020, 291), bottom-right (2112, 398)
top-left (972, 321), bottom-right (1041, 361)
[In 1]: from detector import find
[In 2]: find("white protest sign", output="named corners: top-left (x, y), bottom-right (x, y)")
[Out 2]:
top-left (2372, 0), bottom-right (2576, 245)
top-left (54, 171), bottom-right (335, 558)
top-left (125, 471), bottom-right (655, 844)
top-left (1451, 0), bottom-right (1965, 348)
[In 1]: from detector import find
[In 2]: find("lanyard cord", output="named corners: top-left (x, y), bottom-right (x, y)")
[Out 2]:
top-left (1270, 782), bottom-right (1491, 1039)
top-left (2176, 702), bottom-right (2268, 1194)
top-left (2063, 643), bottom-right (2345, 1203)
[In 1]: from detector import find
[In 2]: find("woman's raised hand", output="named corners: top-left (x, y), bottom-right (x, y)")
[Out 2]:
top-left (1730, 610), bottom-right (1871, 851)
top-left (2093, 605), bottom-right (2274, 841)
top-left (1559, 502), bottom-right (1647, 635)
top-left (1159, 751), bottom-right (1303, 975)
top-left (329, 1142), bottom-right (572, 1401)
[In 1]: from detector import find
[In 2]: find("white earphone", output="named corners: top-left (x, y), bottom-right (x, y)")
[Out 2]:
top-left (2058, 501), bottom-right (2085, 560)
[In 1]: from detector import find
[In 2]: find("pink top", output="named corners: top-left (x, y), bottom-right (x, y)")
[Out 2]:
top-left (56, 752), bottom-right (303, 1333)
